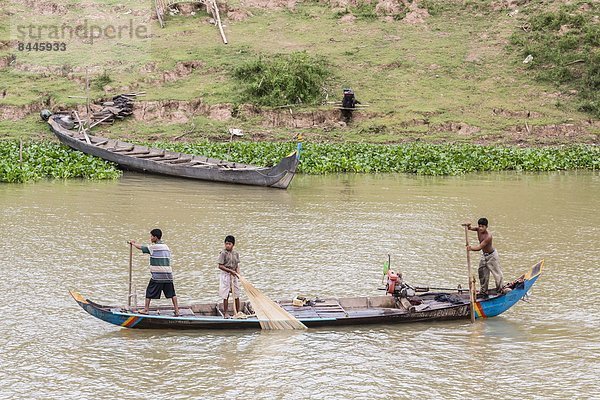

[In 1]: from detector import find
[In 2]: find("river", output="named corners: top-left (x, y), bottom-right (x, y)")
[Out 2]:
top-left (1, 171), bottom-right (598, 399)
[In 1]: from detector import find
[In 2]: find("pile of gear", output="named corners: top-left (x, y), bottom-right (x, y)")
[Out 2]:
top-left (88, 93), bottom-right (143, 126)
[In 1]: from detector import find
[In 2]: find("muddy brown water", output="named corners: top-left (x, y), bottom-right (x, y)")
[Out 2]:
top-left (1, 172), bottom-right (598, 399)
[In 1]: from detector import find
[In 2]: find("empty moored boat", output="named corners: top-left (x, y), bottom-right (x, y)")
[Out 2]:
top-left (47, 114), bottom-right (299, 189)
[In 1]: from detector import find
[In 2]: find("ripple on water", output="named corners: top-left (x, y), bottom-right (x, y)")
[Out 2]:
top-left (1, 172), bottom-right (599, 399)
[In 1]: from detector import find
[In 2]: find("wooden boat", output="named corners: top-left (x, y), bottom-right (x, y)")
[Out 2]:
top-left (47, 114), bottom-right (299, 189)
top-left (70, 261), bottom-right (543, 330)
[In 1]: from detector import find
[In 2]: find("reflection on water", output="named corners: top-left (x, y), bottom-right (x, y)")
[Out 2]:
top-left (1, 171), bottom-right (598, 399)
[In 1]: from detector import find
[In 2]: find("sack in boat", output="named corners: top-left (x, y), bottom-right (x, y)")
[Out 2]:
top-left (434, 294), bottom-right (464, 304)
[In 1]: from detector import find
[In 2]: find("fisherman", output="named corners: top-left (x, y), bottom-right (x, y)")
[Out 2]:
top-left (466, 218), bottom-right (504, 297)
top-left (218, 235), bottom-right (241, 318)
top-left (340, 88), bottom-right (360, 123)
top-left (129, 228), bottom-right (180, 316)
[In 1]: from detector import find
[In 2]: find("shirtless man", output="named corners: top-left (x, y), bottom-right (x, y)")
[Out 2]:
top-left (467, 218), bottom-right (503, 297)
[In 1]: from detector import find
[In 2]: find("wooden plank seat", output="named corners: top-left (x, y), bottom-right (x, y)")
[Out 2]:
top-left (95, 140), bottom-right (117, 148)
top-left (189, 161), bottom-right (218, 168)
top-left (313, 302), bottom-right (348, 317)
top-left (155, 155), bottom-right (185, 162)
top-left (112, 145), bottom-right (136, 153)
top-left (164, 158), bottom-right (194, 164)
top-left (92, 139), bottom-right (109, 146)
top-left (124, 150), bottom-right (151, 156)
top-left (106, 143), bottom-right (128, 151)
top-left (178, 308), bottom-right (195, 316)
top-left (135, 151), bottom-right (166, 159)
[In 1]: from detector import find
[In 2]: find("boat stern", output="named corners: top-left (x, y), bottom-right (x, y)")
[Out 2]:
top-left (475, 260), bottom-right (543, 319)
top-left (70, 290), bottom-right (143, 328)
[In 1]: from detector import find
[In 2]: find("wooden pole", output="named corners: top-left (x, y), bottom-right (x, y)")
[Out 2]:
top-left (73, 111), bottom-right (91, 144)
top-left (212, 0), bottom-right (228, 44)
top-left (128, 242), bottom-right (133, 307)
top-left (19, 139), bottom-right (23, 163)
top-left (155, 0), bottom-right (165, 28)
top-left (462, 224), bottom-right (476, 323)
top-left (85, 69), bottom-right (91, 130)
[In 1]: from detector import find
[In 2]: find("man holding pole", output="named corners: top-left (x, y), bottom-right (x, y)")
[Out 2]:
top-left (466, 218), bottom-right (504, 297)
top-left (129, 228), bottom-right (180, 316)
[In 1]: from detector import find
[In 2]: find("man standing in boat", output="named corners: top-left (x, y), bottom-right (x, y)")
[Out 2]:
top-left (129, 228), bottom-right (180, 316)
top-left (218, 235), bottom-right (241, 318)
top-left (466, 218), bottom-right (504, 297)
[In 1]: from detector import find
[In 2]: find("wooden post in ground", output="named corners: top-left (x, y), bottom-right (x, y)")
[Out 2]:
top-left (85, 68), bottom-right (91, 130)
top-left (212, 0), bottom-right (228, 44)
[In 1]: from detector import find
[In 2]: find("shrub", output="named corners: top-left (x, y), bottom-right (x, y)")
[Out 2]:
top-left (233, 52), bottom-right (332, 107)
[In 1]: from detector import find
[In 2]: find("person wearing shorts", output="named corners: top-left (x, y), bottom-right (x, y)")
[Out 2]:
top-left (130, 228), bottom-right (180, 316)
top-left (218, 235), bottom-right (240, 318)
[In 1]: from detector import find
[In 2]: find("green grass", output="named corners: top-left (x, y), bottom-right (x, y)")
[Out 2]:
top-left (509, 0), bottom-right (600, 117)
top-left (0, 0), bottom-right (597, 145)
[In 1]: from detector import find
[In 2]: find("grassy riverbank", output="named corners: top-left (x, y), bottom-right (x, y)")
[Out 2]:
top-left (0, 0), bottom-right (598, 144)
top-left (1, 0), bottom-right (598, 182)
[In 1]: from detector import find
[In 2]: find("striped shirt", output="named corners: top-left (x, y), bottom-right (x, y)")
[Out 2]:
top-left (141, 241), bottom-right (173, 282)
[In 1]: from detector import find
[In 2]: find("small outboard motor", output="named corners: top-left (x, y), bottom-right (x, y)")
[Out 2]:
top-left (386, 269), bottom-right (416, 299)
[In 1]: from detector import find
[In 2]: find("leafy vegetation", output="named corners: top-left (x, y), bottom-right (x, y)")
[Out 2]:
top-left (351, 1), bottom-right (379, 21)
top-left (232, 52), bottom-right (332, 107)
top-left (149, 141), bottom-right (600, 175)
top-left (93, 71), bottom-right (113, 91)
top-left (509, 1), bottom-right (600, 117)
top-left (1, 138), bottom-right (596, 184)
top-left (0, 140), bottom-right (121, 183)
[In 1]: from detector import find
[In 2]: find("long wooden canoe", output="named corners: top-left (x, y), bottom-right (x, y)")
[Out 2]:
top-left (47, 115), bottom-right (299, 189)
top-left (71, 261), bottom-right (543, 330)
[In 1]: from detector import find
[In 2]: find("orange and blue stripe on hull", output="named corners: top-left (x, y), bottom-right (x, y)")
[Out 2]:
top-left (474, 260), bottom-right (543, 319)
top-left (473, 301), bottom-right (487, 319)
top-left (121, 316), bottom-right (143, 328)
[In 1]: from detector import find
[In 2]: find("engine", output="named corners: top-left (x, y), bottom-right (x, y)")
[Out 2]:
top-left (386, 270), bottom-right (416, 299)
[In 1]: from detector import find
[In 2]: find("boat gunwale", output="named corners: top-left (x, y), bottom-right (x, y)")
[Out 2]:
top-left (47, 115), bottom-right (299, 188)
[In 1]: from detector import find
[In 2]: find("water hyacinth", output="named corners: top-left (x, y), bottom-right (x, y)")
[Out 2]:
top-left (0, 140), bottom-right (121, 183)
top-left (152, 141), bottom-right (600, 176)
top-left (1, 140), bottom-right (597, 183)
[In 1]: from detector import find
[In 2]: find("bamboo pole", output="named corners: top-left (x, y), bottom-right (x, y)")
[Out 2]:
top-left (128, 242), bottom-right (133, 307)
top-left (155, 0), bottom-right (165, 28)
top-left (85, 68), bottom-right (91, 130)
top-left (73, 111), bottom-right (91, 144)
top-left (462, 224), bottom-right (476, 323)
top-left (212, 0), bottom-right (228, 44)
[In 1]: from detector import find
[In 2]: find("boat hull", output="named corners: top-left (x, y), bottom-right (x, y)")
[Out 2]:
top-left (71, 261), bottom-right (543, 330)
top-left (48, 116), bottom-right (299, 189)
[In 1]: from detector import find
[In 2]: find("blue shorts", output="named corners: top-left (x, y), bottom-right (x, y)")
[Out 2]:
top-left (145, 279), bottom-right (176, 299)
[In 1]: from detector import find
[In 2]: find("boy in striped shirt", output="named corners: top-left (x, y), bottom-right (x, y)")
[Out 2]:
top-left (130, 228), bottom-right (180, 316)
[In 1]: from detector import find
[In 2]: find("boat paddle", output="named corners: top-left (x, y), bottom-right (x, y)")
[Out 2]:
top-left (462, 224), bottom-right (476, 323)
